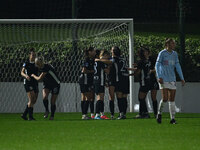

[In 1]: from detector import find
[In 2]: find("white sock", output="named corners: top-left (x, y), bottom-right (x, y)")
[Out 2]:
top-left (158, 99), bottom-right (166, 115)
top-left (169, 101), bottom-right (175, 119)
top-left (95, 113), bottom-right (100, 117)
top-left (100, 112), bottom-right (104, 116)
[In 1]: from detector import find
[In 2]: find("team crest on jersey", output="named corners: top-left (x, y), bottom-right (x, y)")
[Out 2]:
top-left (29, 86), bottom-right (33, 90)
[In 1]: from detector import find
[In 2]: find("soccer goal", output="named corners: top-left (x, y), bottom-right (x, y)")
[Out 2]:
top-left (0, 19), bottom-right (134, 113)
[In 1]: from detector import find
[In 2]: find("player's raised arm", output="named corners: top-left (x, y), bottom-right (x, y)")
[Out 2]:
top-left (31, 72), bottom-right (46, 81)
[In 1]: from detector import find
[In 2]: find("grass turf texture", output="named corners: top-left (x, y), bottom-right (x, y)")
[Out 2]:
top-left (0, 113), bottom-right (200, 150)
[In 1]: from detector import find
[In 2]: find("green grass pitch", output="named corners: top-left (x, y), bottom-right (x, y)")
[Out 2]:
top-left (0, 113), bottom-right (200, 150)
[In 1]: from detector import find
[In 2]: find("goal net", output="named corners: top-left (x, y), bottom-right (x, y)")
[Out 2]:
top-left (0, 19), bottom-right (134, 113)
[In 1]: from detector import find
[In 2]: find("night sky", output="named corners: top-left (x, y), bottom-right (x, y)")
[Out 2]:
top-left (0, 0), bottom-right (199, 23)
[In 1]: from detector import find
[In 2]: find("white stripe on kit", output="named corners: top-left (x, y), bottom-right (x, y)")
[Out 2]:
top-left (114, 63), bottom-right (119, 82)
top-left (141, 70), bottom-right (145, 86)
top-left (84, 74), bottom-right (87, 84)
top-left (49, 70), bottom-right (60, 84)
top-left (101, 68), bottom-right (104, 86)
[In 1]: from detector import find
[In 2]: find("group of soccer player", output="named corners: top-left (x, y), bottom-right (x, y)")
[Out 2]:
top-left (21, 50), bottom-right (60, 121)
top-left (21, 38), bottom-right (185, 124)
top-left (79, 38), bottom-right (185, 124)
top-left (79, 46), bottom-right (129, 120)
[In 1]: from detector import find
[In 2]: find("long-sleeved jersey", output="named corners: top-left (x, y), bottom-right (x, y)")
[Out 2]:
top-left (155, 49), bottom-right (184, 82)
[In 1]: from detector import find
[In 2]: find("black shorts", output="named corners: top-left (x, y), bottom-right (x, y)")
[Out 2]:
top-left (115, 77), bottom-right (129, 94)
top-left (150, 81), bottom-right (159, 90)
top-left (24, 83), bottom-right (39, 93)
top-left (139, 81), bottom-right (159, 93)
top-left (108, 80), bottom-right (117, 87)
top-left (79, 84), bottom-right (94, 93)
top-left (43, 84), bottom-right (60, 95)
top-left (94, 83), bottom-right (105, 94)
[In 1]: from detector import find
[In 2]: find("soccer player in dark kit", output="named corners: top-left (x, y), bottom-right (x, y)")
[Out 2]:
top-left (129, 47), bottom-right (159, 118)
top-left (79, 47), bottom-right (96, 120)
top-left (111, 46), bottom-right (129, 120)
top-left (93, 50), bottom-right (110, 120)
top-left (21, 49), bottom-right (39, 121)
top-left (31, 56), bottom-right (60, 120)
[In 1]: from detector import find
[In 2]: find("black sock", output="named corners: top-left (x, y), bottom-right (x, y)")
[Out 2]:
top-left (117, 98), bottom-right (123, 113)
top-left (28, 107), bottom-right (33, 118)
top-left (84, 101), bottom-right (89, 115)
top-left (95, 100), bottom-right (101, 114)
top-left (51, 104), bottom-right (56, 117)
top-left (123, 98), bottom-right (128, 115)
top-left (99, 100), bottom-right (104, 113)
top-left (89, 101), bottom-right (94, 113)
top-left (81, 101), bottom-right (85, 115)
top-left (109, 100), bottom-right (114, 116)
top-left (139, 98), bottom-right (148, 114)
top-left (43, 99), bottom-right (49, 112)
top-left (152, 100), bottom-right (158, 116)
top-left (23, 105), bottom-right (28, 116)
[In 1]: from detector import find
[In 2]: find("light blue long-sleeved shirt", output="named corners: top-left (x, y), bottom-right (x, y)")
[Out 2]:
top-left (155, 49), bottom-right (184, 82)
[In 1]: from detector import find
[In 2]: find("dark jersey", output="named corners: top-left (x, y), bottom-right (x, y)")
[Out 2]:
top-left (114, 57), bottom-right (129, 82)
top-left (23, 61), bottom-right (38, 85)
top-left (108, 57), bottom-right (118, 83)
top-left (93, 61), bottom-right (108, 86)
top-left (79, 58), bottom-right (94, 85)
top-left (40, 64), bottom-right (60, 87)
top-left (137, 56), bottom-right (157, 86)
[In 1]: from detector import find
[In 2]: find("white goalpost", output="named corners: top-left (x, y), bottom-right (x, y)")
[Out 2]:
top-left (0, 19), bottom-right (134, 113)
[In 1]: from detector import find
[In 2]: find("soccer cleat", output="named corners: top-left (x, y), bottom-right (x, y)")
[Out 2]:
top-left (94, 116), bottom-right (101, 120)
top-left (44, 111), bottom-right (49, 118)
top-left (135, 113), bottom-right (150, 119)
top-left (21, 114), bottom-right (28, 120)
top-left (156, 114), bottom-right (162, 124)
top-left (170, 119), bottom-right (177, 124)
top-left (100, 115), bottom-right (110, 120)
top-left (110, 115), bottom-right (115, 120)
top-left (28, 117), bottom-right (36, 121)
top-left (135, 114), bottom-right (143, 119)
top-left (117, 115), bottom-right (126, 120)
top-left (91, 115), bottom-right (95, 119)
top-left (82, 115), bottom-right (90, 120)
top-left (49, 116), bottom-right (54, 120)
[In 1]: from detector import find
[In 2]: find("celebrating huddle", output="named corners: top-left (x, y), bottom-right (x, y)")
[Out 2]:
top-left (20, 38), bottom-right (185, 124)
top-left (79, 46), bottom-right (129, 120)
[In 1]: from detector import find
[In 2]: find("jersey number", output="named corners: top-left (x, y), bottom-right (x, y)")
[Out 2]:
top-left (120, 60), bottom-right (126, 72)
top-left (94, 62), bottom-right (98, 74)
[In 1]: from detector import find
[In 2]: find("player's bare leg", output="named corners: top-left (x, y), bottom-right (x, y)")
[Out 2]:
top-left (27, 91), bottom-right (37, 120)
top-left (49, 94), bottom-right (58, 120)
top-left (43, 88), bottom-right (50, 118)
top-left (109, 86), bottom-right (115, 119)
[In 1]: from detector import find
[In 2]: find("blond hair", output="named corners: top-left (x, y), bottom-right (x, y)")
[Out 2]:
top-left (99, 50), bottom-right (110, 59)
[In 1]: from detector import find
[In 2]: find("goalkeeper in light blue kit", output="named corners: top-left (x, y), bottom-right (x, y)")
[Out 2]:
top-left (155, 38), bottom-right (185, 124)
